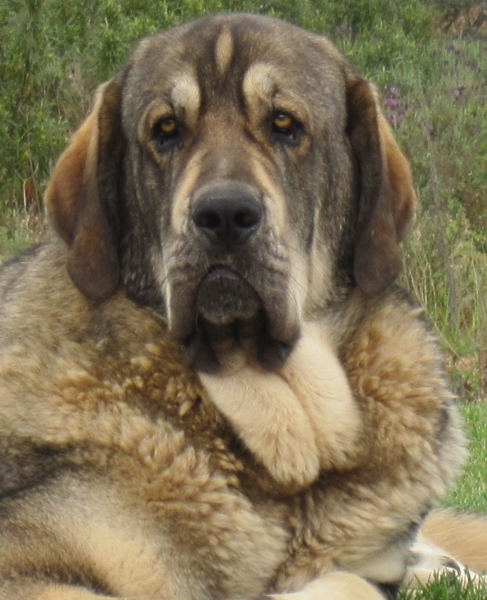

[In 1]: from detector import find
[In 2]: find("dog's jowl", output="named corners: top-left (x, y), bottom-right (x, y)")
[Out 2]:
top-left (0, 13), bottom-right (476, 600)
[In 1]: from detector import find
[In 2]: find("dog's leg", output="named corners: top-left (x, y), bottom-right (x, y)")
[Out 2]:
top-left (266, 573), bottom-right (386, 600)
top-left (419, 509), bottom-right (487, 577)
top-left (1, 576), bottom-right (387, 600)
top-left (405, 540), bottom-right (486, 589)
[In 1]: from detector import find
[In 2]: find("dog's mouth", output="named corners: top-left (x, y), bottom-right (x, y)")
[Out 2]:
top-left (180, 266), bottom-right (298, 374)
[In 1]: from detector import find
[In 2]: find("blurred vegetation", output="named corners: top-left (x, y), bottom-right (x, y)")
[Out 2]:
top-left (1, 0), bottom-right (486, 404)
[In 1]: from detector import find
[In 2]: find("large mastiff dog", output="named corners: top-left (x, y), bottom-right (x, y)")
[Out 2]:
top-left (0, 13), bottom-right (482, 600)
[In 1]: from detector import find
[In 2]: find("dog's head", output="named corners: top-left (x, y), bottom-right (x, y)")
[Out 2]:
top-left (46, 14), bottom-right (416, 373)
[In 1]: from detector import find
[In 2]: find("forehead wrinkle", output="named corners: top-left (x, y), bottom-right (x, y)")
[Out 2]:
top-left (242, 62), bottom-right (309, 125)
top-left (215, 27), bottom-right (234, 75)
top-left (170, 72), bottom-right (201, 127)
top-left (243, 62), bottom-right (276, 111)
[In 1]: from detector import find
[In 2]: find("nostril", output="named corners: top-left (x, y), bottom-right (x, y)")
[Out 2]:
top-left (234, 209), bottom-right (260, 230)
top-left (194, 210), bottom-right (221, 232)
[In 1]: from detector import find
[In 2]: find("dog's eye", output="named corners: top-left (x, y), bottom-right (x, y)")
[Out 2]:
top-left (271, 112), bottom-right (303, 144)
top-left (152, 117), bottom-right (180, 150)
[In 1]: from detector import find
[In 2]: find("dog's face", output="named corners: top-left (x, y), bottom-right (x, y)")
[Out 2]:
top-left (46, 14), bottom-right (416, 373)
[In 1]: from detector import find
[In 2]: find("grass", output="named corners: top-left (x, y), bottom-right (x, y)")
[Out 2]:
top-left (447, 403), bottom-right (487, 513)
top-left (0, 210), bottom-right (47, 264)
top-left (400, 571), bottom-right (487, 600)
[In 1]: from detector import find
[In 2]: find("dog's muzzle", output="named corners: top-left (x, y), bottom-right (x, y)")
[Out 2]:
top-left (171, 182), bottom-right (298, 373)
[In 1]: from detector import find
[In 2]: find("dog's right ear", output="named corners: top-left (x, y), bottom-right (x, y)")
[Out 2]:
top-left (347, 77), bottom-right (417, 296)
top-left (45, 78), bottom-right (125, 302)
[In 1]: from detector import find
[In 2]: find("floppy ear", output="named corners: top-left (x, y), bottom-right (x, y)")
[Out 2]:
top-left (45, 78), bottom-right (124, 302)
top-left (347, 78), bottom-right (417, 296)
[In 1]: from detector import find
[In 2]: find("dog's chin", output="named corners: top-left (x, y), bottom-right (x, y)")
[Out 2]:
top-left (181, 267), bottom-right (297, 374)
top-left (196, 267), bottom-right (261, 326)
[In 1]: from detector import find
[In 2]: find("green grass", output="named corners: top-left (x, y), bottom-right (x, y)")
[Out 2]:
top-left (400, 570), bottom-right (487, 600)
top-left (447, 403), bottom-right (487, 513)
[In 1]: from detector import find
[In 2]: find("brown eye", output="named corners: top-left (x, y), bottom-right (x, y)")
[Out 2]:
top-left (271, 112), bottom-right (303, 145)
top-left (153, 117), bottom-right (180, 150)
top-left (273, 113), bottom-right (294, 130)
top-left (160, 118), bottom-right (177, 134)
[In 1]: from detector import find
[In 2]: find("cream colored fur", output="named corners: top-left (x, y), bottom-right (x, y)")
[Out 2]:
top-left (406, 511), bottom-right (487, 588)
top-left (406, 539), bottom-right (481, 588)
top-left (270, 573), bottom-right (384, 600)
top-left (199, 321), bottom-right (361, 489)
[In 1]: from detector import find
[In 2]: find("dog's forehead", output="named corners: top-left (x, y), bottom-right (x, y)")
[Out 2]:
top-left (122, 14), bottom-right (347, 125)
top-left (133, 14), bottom-right (338, 68)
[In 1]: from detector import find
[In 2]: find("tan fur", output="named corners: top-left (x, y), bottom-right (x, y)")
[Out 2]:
top-left (171, 73), bottom-right (202, 127)
top-left (250, 157), bottom-right (289, 237)
top-left (0, 249), bottom-right (470, 598)
top-left (377, 112), bottom-right (417, 241)
top-left (271, 573), bottom-right (384, 600)
top-left (169, 147), bottom-right (205, 236)
top-left (242, 63), bottom-right (276, 115)
top-left (45, 94), bottom-right (100, 241)
top-left (200, 367), bottom-right (322, 488)
top-left (215, 28), bottom-right (234, 75)
top-left (418, 510), bottom-right (487, 576)
top-left (0, 13), bottom-right (476, 600)
top-left (200, 321), bottom-right (361, 488)
top-left (278, 321), bottom-right (362, 472)
top-left (39, 590), bottom-right (112, 600)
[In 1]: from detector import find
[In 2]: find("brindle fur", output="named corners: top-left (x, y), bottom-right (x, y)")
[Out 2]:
top-left (0, 13), bottom-right (473, 600)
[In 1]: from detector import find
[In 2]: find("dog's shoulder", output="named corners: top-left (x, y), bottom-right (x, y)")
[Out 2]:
top-left (0, 242), bottom-right (47, 302)
top-left (338, 287), bottom-right (467, 487)
top-left (0, 241), bottom-right (213, 453)
top-left (342, 287), bottom-right (449, 398)
top-left (0, 239), bottom-right (84, 335)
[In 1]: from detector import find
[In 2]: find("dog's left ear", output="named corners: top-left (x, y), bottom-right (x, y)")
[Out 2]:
top-left (347, 78), bottom-right (417, 296)
top-left (45, 78), bottom-right (125, 302)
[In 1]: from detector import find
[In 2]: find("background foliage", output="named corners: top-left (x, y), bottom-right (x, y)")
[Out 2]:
top-left (1, 0), bottom-right (487, 597)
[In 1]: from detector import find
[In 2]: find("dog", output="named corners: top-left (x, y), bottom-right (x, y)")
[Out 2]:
top-left (0, 13), bottom-right (483, 600)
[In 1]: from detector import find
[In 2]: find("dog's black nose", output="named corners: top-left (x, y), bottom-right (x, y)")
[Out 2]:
top-left (191, 184), bottom-right (263, 248)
